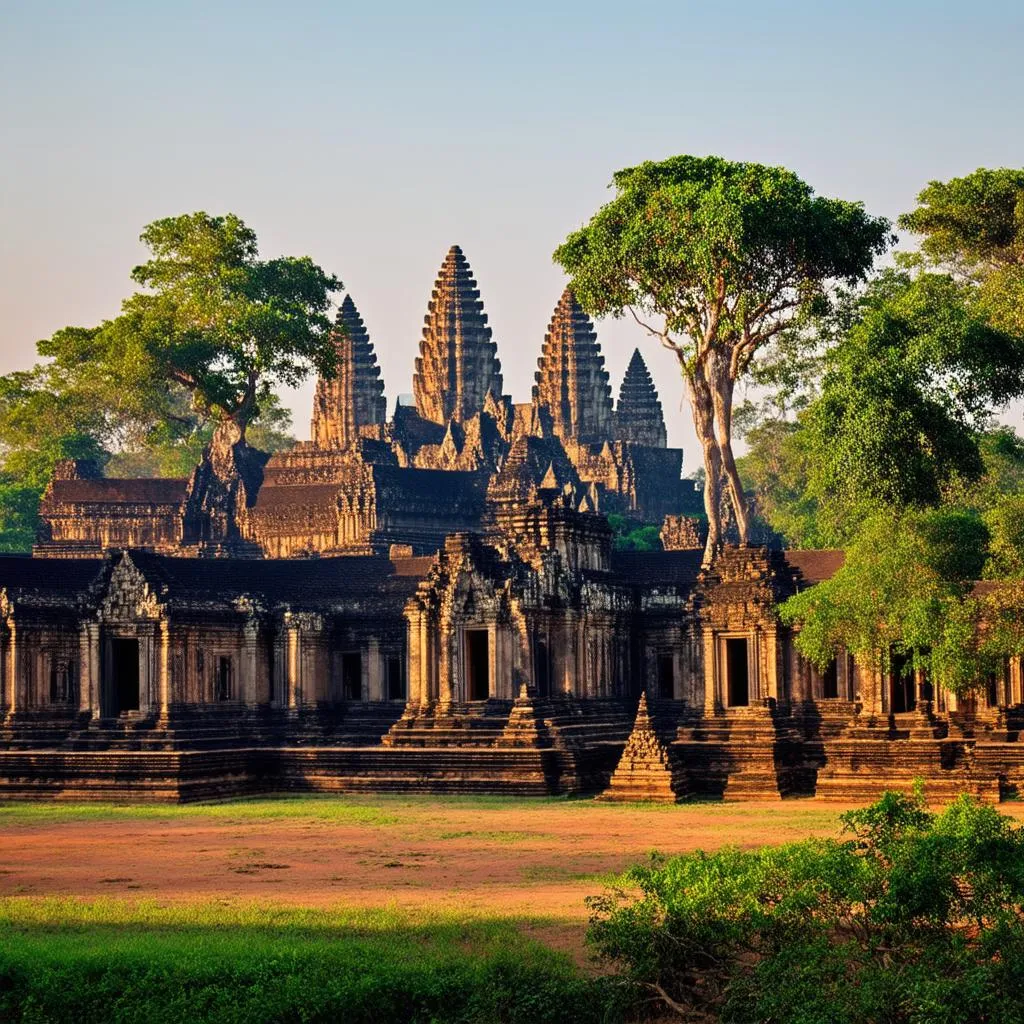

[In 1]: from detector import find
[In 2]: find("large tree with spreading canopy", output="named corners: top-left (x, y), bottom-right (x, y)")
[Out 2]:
top-left (554, 155), bottom-right (891, 560)
top-left (0, 212), bottom-right (337, 550)
top-left (37, 212), bottom-right (341, 443)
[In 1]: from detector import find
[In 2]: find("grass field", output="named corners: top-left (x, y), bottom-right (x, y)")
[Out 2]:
top-left (1, 794), bottom-right (984, 1022)
top-left (0, 898), bottom-right (617, 1024)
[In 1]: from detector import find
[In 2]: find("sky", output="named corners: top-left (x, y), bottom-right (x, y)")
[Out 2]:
top-left (2, 0), bottom-right (1023, 470)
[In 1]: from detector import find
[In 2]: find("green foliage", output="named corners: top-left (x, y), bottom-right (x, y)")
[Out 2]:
top-left (606, 513), bottom-right (662, 552)
top-left (735, 418), bottom-right (825, 548)
top-left (0, 901), bottom-right (616, 1024)
top-left (792, 271), bottom-right (1024, 543)
top-left (778, 508), bottom-right (991, 692)
top-left (899, 168), bottom-right (1024, 268)
top-left (900, 167), bottom-right (1024, 339)
top-left (554, 155), bottom-right (890, 357)
top-left (984, 494), bottom-right (1024, 579)
top-left (0, 211), bottom-right (319, 548)
top-left (587, 791), bottom-right (1024, 1023)
top-left (943, 426), bottom-right (1024, 513)
top-left (554, 154), bottom-right (890, 548)
top-left (38, 212), bottom-right (340, 434)
top-left (105, 391), bottom-right (296, 478)
top-left (0, 368), bottom-right (113, 551)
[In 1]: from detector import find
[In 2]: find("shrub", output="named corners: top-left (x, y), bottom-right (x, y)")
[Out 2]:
top-left (587, 790), bottom-right (1024, 1022)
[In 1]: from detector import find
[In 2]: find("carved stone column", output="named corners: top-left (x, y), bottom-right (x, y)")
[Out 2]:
top-left (438, 622), bottom-right (454, 707)
top-left (367, 637), bottom-right (382, 702)
top-left (703, 629), bottom-right (718, 715)
top-left (286, 617), bottom-right (301, 709)
top-left (78, 622), bottom-right (100, 718)
top-left (0, 621), bottom-right (9, 719)
top-left (7, 622), bottom-right (23, 716)
top-left (157, 619), bottom-right (171, 722)
top-left (242, 622), bottom-right (259, 705)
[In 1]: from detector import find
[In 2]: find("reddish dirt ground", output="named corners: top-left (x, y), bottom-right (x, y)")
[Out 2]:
top-left (5, 797), bottom-right (1020, 958)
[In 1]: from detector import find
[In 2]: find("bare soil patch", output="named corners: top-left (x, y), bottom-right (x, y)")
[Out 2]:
top-left (5, 796), bottom-right (1018, 960)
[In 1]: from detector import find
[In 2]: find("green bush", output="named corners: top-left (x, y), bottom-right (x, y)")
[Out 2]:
top-left (607, 514), bottom-right (662, 552)
top-left (587, 790), bottom-right (1024, 1022)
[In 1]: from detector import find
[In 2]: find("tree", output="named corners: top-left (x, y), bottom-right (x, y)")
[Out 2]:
top-left (795, 271), bottom-right (1024, 543)
top-left (736, 418), bottom-right (824, 547)
top-left (554, 155), bottom-right (891, 560)
top-left (0, 366), bottom-right (112, 551)
top-left (37, 212), bottom-right (341, 442)
top-left (778, 508), bottom-right (992, 696)
top-left (106, 390), bottom-right (296, 478)
top-left (899, 167), bottom-right (1024, 336)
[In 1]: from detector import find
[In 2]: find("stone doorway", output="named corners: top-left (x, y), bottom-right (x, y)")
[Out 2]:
top-left (725, 638), bottom-right (749, 707)
top-left (386, 655), bottom-right (405, 701)
top-left (657, 653), bottom-right (675, 699)
top-left (342, 652), bottom-right (362, 701)
top-left (466, 629), bottom-right (490, 701)
top-left (110, 638), bottom-right (140, 715)
top-left (533, 638), bottom-right (550, 698)
top-left (890, 652), bottom-right (916, 713)
top-left (822, 658), bottom-right (839, 699)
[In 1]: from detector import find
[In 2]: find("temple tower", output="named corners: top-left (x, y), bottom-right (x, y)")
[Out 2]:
top-left (311, 295), bottom-right (386, 448)
top-left (413, 245), bottom-right (503, 425)
top-left (531, 288), bottom-right (613, 444)
top-left (614, 349), bottom-right (668, 448)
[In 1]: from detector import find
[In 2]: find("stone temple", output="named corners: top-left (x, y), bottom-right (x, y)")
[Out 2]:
top-left (3, 246), bottom-right (1024, 802)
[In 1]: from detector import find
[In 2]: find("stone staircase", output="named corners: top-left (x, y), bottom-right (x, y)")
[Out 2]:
top-left (382, 699), bottom-right (513, 747)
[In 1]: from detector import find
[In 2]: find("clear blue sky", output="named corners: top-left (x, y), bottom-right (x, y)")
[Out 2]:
top-left (2, 0), bottom-right (1023, 468)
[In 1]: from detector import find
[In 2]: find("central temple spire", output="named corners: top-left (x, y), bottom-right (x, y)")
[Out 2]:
top-left (413, 245), bottom-right (503, 425)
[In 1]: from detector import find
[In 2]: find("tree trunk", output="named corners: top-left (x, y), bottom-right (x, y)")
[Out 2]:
top-left (686, 372), bottom-right (724, 566)
top-left (707, 356), bottom-right (751, 546)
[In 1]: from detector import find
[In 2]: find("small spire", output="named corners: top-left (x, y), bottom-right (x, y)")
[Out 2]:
top-left (614, 349), bottom-right (667, 448)
top-left (531, 288), bottom-right (613, 444)
top-left (311, 294), bottom-right (386, 448)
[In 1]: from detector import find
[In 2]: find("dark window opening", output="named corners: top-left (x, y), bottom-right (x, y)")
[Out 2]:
top-left (822, 659), bottom-right (839, 699)
top-left (111, 638), bottom-right (140, 714)
top-left (890, 651), bottom-right (916, 713)
top-left (534, 637), bottom-right (550, 698)
top-left (49, 658), bottom-right (76, 704)
top-left (466, 629), bottom-right (490, 701)
top-left (216, 656), bottom-right (233, 701)
top-left (657, 654), bottom-right (675, 699)
top-left (987, 671), bottom-right (999, 707)
top-left (342, 652), bottom-right (362, 701)
top-left (386, 655), bottom-right (405, 701)
top-left (726, 638), bottom-right (749, 707)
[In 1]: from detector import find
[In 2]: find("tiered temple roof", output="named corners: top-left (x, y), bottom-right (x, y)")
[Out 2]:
top-left (311, 295), bottom-right (387, 448)
top-left (531, 288), bottom-right (613, 444)
top-left (413, 245), bottom-right (504, 425)
top-left (614, 348), bottom-right (667, 448)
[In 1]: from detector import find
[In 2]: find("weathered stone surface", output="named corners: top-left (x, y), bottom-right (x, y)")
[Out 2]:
top-left (311, 294), bottom-right (386, 449)
top-left (614, 348), bottom-right (667, 448)
top-left (599, 693), bottom-right (685, 802)
top-left (18, 251), bottom-right (1024, 805)
top-left (413, 245), bottom-right (504, 426)
top-left (661, 514), bottom-right (707, 551)
top-left (532, 289), bottom-right (613, 445)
